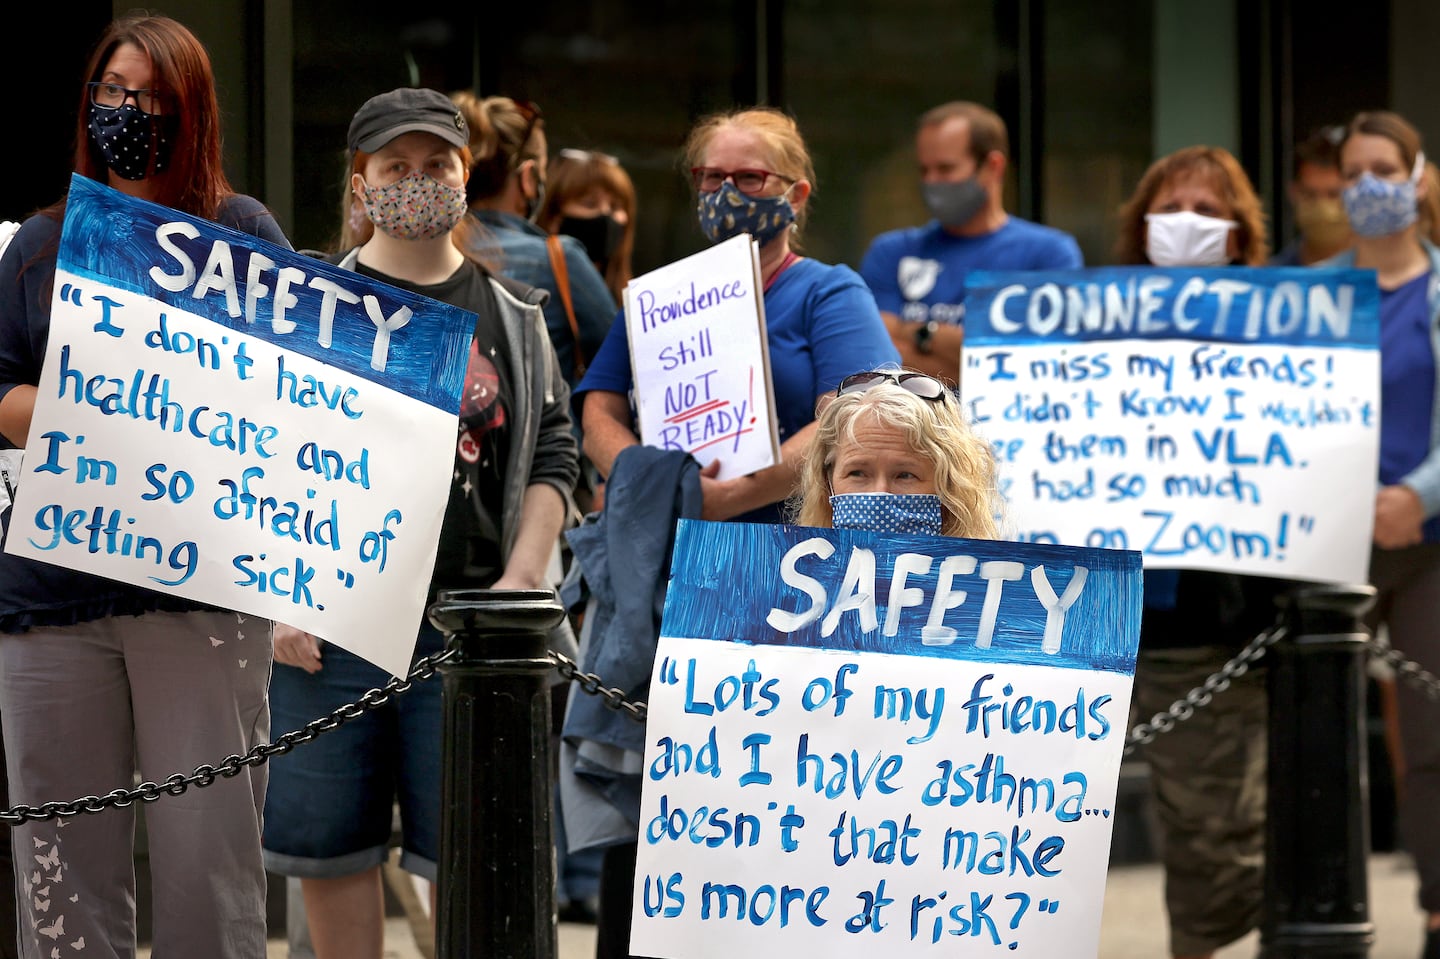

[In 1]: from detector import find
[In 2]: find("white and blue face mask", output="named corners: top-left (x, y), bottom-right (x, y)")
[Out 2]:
top-left (830, 492), bottom-right (944, 536)
top-left (1343, 150), bottom-right (1426, 238)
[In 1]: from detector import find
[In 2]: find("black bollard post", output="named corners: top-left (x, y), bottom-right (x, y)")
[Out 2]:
top-left (1261, 584), bottom-right (1378, 959)
top-left (428, 588), bottom-right (564, 959)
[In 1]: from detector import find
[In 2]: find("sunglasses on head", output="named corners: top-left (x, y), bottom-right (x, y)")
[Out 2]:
top-left (836, 370), bottom-right (952, 402)
top-left (559, 148), bottom-right (619, 165)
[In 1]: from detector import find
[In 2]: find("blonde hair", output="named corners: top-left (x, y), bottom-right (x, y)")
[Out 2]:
top-left (793, 381), bottom-right (1001, 539)
top-left (450, 91), bottom-right (546, 204)
top-left (681, 106), bottom-right (816, 234)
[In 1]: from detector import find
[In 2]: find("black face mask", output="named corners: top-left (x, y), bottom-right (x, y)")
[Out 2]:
top-left (558, 213), bottom-right (624, 268)
top-left (88, 102), bottom-right (177, 181)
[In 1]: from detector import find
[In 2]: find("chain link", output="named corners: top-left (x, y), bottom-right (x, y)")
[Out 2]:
top-left (14, 620), bottom-right (1436, 825)
top-left (0, 645), bottom-right (458, 827)
top-left (1123, 622), bottom-right (1286, 756)
top-left (1365, 635), bottom-right (1440, 703)
top-left (551, 650), bottom-right (648, 721)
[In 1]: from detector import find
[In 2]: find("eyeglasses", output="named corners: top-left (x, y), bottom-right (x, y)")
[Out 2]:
top-left (88, 81), bottom-right (165, 115)
top-left (690, 167), bottom-right (793, 196)
top-left (837, 370), bottom-right (952, 402)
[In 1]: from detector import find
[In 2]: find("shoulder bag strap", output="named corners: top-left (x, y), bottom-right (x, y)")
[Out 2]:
top-left (545, 233), bottom-right (585, 379)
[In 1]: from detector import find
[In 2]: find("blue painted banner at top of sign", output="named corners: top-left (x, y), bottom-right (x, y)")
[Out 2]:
top-left (59, 175), bottom-right (474, 411)
top-left (660, 520), bottom-right (1143, 676)
top-left (963, 266), bottom-right (1379, 350)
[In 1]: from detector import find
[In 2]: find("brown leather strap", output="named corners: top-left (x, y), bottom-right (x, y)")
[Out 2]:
top-left (545, 234), bottom-right (584, 379)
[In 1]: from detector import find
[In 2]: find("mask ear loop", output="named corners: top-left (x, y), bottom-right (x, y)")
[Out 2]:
top-left (1412, 151), bottom-right (1427, 184)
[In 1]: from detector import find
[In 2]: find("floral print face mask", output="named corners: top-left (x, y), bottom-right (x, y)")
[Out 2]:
top-left (357, 169), bottom-right (468, 241)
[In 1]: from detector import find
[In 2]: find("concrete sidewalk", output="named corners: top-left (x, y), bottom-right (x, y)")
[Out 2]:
top-left (237, 852), bottom-right (1423, 959)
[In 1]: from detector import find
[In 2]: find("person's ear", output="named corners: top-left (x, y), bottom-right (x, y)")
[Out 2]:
top-left (788, 178), bottom-right (812, 212)
top-left (518, 159), bottom-right (538, 199)
top-left (983, 150), bottom-right (1007, 183)
top-left (350, 172), bottom-right (366, 202)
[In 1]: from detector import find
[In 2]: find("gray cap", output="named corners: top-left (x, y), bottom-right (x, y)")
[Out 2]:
top-left (347, 88), bottom-right (469, 155)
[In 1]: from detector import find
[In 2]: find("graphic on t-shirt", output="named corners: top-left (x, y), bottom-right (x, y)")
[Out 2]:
top-left (457, 341), bottom-right (505, 464)
top-left (898, 255), bottom-right (941, 301)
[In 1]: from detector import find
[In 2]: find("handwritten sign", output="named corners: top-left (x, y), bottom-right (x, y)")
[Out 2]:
top-left (960, 267), bottom-right (1380, 584)
top-left (631, 519), bottom-right (1141, 959)
top-left (3, 175), bottom-right (475, 677)
top-left (624, 234), bottom-right (780, 479)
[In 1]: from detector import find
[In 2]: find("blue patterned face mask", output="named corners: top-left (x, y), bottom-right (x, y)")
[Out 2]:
top-left (1343, 152), bottom-right (1425, 238)
top-left (830, 493), bottom-right (944, 536)
top-left (697, 182), bottom-right (796, 245)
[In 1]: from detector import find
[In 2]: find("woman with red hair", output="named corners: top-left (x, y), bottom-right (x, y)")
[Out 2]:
top-left (0, 13), bottom-right (288, 957)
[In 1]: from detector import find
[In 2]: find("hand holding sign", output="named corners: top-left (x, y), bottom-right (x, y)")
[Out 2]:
top-left (4, 176), bottom-right (474, 677)
top-left (625, 234), bottom-right (781, 479)
top-left (630, 520), bottom-right (1142, 959)
top-left (960, 266), bottom-right (1381, 584)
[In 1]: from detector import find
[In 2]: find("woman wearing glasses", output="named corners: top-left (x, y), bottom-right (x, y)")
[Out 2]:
top-left (0, 13), bottom-right (287, 958)
top-left (569, 106), bottom-right (898, 959)
top-left (794, 369), bottom-right (1001, 540)
top-left (450, 93), bottom-right (617, 392)
top-left (535, 148), bottom-right (638, 308)
top-left (577, 106), bottom-right (899, 525)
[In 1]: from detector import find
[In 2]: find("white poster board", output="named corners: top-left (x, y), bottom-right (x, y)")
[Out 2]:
top-left (961, 267), bottom-right (1381, 585)
top-left (624, 234), bottom-right (780, 479)
top-left (631, 520), bottom-right (1142, 959)
top-left (3, 176), bottom-right (476, 677)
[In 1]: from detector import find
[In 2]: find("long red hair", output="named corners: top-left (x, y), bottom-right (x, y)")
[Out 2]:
top-left (66, 13), bottom-right (235, 218)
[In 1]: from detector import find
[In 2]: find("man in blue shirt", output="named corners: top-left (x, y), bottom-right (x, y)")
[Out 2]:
top-left (860, 101), bottom-right (1083, 381)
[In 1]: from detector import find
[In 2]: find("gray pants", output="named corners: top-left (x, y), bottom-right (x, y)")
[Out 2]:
top-left (0, 610), bottom-right (272, 959)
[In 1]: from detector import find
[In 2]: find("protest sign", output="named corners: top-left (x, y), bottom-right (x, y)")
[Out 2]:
top-left (961, 267), bottom-right (1380, 585)
top-left (631, 519), bottom-right (1141, 959)
top-left (624, 233), bottom-right (780, 479)
top-left (3, 175), bottom-right (475, 677)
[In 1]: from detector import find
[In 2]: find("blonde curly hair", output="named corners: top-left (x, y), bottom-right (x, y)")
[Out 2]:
top-left (792, 378), bottom-right (1002, 539)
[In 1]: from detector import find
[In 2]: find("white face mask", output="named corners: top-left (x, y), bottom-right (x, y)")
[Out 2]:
top-left (1144, 210), bottom-right (1237, 267)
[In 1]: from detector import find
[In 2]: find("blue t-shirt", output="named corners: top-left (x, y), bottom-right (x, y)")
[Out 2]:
top-left (1379, 270), bottom-right (1440, 542)
top-left (575, 257), bottom-right (900, 522)
top-left (860, 217), bottom-right (1083, 326)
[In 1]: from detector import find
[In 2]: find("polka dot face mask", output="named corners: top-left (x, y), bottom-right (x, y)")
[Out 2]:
top-left (357, 169), bottom-right (469, 241)
top-left (829, 492), bottom-right (944, 536)
top-left (87, 102), bottom-right (177, 181)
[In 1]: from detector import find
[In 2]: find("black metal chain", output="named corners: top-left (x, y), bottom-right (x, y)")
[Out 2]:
top-left (550, 650), bottom-right (647, 721)
top-left (1366, 636), bottom-right (1440, 702)
top-left (0, 645), bottom-right (457, 827)
top-left (1123, 623), bottom-right (1286, 756)
top-left (11, 625), bottom-right (1435, 825)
